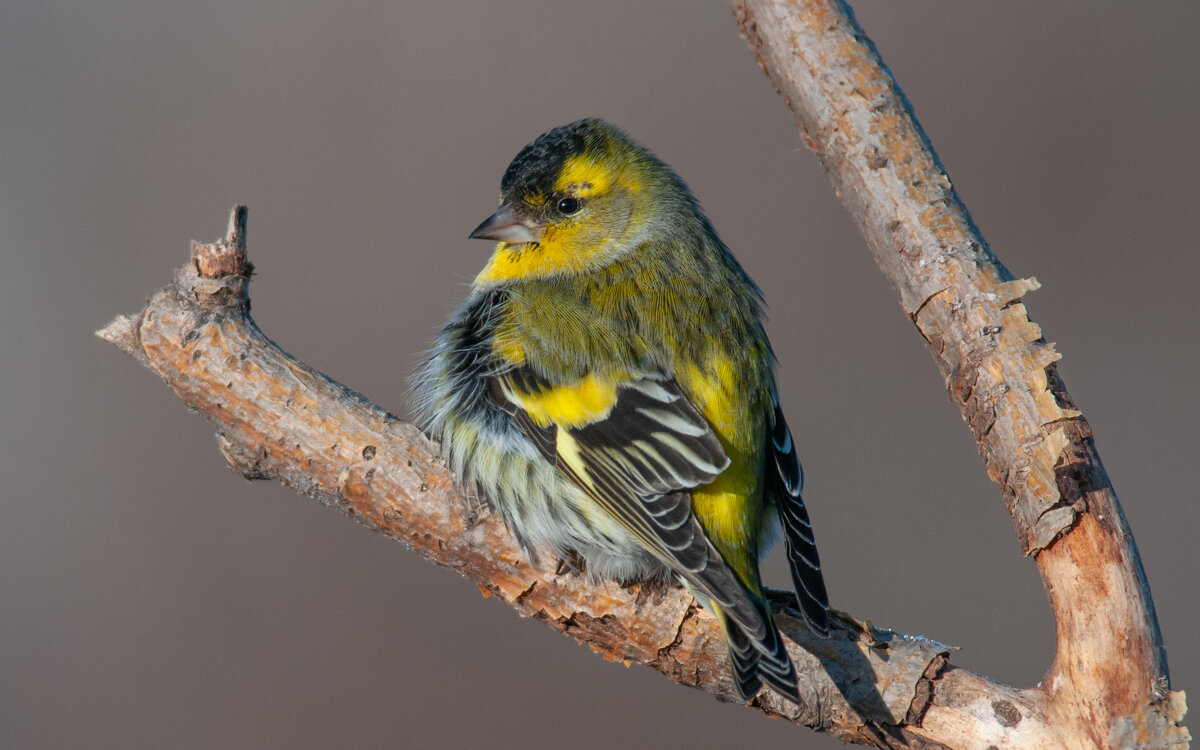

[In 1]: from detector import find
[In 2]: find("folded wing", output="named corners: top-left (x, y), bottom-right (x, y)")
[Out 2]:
top-left (767, 386), bottom-right (831, 637)
top-left (490, 367), bottom-right (802, 699)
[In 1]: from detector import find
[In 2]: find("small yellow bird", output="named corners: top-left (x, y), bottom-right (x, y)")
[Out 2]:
top-left (415, 119), bottom-right (830, 701)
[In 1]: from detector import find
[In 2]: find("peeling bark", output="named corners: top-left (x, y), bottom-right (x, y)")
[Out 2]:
top-left (99, 208), bottom-right (953, 744)
top-left (96, 0), bottom-right (1189, 746)
top-left (732, 0), bottom-right (1187, 747)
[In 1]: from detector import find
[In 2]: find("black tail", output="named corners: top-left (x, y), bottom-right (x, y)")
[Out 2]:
top-left (685, 544), bottom-right (801, 703)
top-left (768, 394), bottom-right (831, 636)
top-left (778, 488), bottom-right (830, 637)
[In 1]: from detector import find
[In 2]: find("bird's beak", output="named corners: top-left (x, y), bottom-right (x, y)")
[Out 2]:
top-left (469, 206), bottom-right (543, 245)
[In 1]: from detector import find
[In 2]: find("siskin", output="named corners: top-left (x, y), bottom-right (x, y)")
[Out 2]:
top-left (415, 119), bottom-right (830, 701)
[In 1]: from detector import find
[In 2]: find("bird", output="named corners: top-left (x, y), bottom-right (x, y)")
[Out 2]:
top-left (414, 118), bottom-right (830, 702)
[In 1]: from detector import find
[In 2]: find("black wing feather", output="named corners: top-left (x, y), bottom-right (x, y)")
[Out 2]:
top-left (489, 370), bottom-right (729, 571)
top-left (488, 377), bottom-right (557, 460)
top-left (769, 389), bottom-right (831, 637)
top-left (491, 367), bottom-right (804, 699)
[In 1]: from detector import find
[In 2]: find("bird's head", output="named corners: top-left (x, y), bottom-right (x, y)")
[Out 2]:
top-left (471, 119), bottom-right (680, 285)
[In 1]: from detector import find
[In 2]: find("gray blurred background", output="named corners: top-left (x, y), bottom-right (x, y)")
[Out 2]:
top-left (3, 3), bottom-right (1196, 748)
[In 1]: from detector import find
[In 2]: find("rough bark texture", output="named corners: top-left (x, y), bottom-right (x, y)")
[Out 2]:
top-left (731, 0), bottom-right (1188, 747)
top-left (98, 207), bottom-right (953, 744)
top-left (96, 1), bottom-right (1189, 747)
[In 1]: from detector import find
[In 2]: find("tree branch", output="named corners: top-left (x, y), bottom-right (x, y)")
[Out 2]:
top-left (98, 206), bottom-right (953, 744)
top-left (96, 1), bottom-right (1189, 747)
top-left (732, 0), bottom-right (1188, 747)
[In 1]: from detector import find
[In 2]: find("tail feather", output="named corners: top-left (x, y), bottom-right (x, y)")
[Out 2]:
top-left (687, 550), bottom-right (801, 703)
top-left (720, 615), bottom-right (765, 700)
top-left (744, 600), bottom-right (801, 703)
top-left (708, 598), bottom-right (800, 703)
top-left (778, 491), bottom-right (831, 637)
top-left (768, 393), bottom-right (832, 637)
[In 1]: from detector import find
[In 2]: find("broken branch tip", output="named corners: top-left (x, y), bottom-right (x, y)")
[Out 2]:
top-left (226, 205), bottom-right (248, 250)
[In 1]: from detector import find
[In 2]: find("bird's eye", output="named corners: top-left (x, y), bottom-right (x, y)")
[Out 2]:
top-left (556, 197), bottom-right (581, 216)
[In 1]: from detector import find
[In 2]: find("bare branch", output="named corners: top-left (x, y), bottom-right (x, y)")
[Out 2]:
top-left (99, 206), bottom-right (961, 745)
top-left (733, 0), bottom-right (1187, 747)
top-left (97, 0), bottom-right (1191, 746)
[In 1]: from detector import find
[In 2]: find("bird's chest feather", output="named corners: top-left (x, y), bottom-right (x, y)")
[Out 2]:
top-left (490, 276), bottom-right (660, 378)
top-left (490, 274), bottom-right (766, 442)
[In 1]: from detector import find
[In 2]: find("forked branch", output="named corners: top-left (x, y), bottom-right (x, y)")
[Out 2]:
top-left (97, 1), bottom-right (1187, 747)
top-left (97, 205), bottom-right (954, 745)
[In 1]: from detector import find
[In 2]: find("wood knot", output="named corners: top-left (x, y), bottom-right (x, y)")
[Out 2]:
top-left (991, 699), bottom-right (1022, 727)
